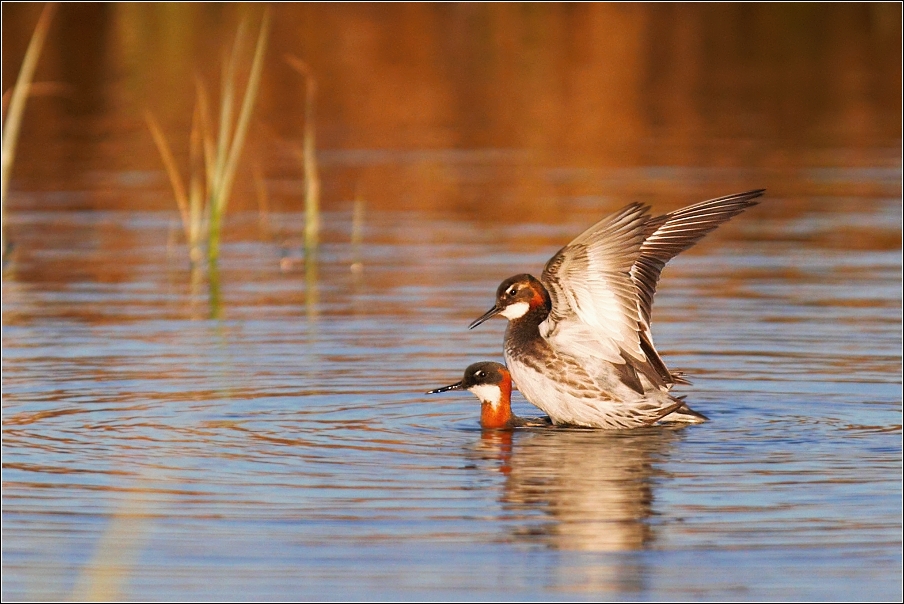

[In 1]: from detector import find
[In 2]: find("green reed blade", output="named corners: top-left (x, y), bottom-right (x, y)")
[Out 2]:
top-left (207, 11), bottom-right (270, 265)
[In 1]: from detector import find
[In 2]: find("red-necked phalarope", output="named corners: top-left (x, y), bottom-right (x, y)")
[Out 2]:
top-left (427, 361), bottom-right (550, 430)
top-left (468, 189), bottom-right (765, 429)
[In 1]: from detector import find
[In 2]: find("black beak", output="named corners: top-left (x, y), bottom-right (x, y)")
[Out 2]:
top-left (426, 381), bottom-right (463, 395)
top-left (468, 305), bottom-right (502, 330)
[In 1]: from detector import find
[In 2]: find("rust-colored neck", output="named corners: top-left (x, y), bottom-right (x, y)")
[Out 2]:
top-left (528, 281), bottom-right (551, 313)
top-left (519, 280), bottom-right (551, 326)
top-left (479, 375), bottom-right (514, 429)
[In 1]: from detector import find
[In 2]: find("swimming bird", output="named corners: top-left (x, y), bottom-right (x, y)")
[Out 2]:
top-left (468, 189), bottom-right (765, 428)
top-left (427, 361), bottom-right (550, 430)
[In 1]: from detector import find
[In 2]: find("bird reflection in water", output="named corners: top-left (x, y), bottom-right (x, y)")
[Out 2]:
top-left (470, 426), bottom-right (684, 592)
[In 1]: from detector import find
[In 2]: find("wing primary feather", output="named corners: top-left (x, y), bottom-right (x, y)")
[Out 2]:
top-left (535, 190), bottom-right (762, 404)
top-left (632, 189), bottom-right (764, 331)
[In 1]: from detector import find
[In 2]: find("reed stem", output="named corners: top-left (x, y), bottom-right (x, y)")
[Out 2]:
top-left (145, 11), bottom-right (269, 269)
top-left (208, 11), bottom-right (270, 265)
top-left (1, 2), bottom-right (56, 258)
top-left (285, 55), bottom-right (321, 255)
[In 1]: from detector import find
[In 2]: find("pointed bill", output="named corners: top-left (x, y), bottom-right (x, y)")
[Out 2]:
top-left (468, 305), bottom-right (502, 330)
top-left (426, 381), bottom-right (463, 395)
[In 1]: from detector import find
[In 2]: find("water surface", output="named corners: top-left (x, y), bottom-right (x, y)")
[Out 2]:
top-left (2, 3), bottom-right (902, 600)
top-left (3, 192), bottom-right (901, 600)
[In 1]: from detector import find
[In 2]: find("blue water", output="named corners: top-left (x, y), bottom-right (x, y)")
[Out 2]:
top-left (2, 193), bottom-right (902, 600)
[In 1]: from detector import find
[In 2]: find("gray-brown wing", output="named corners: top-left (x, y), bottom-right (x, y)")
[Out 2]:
top-left (539, 203), bottom-right (650, 365)
top-left (631, 189), bottom-right (764, 385)
top-left (632, 189), bottom-right (764, 334)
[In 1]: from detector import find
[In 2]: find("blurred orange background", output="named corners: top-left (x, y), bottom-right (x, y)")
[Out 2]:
top-left (2, 2), bottom-right (901, 220)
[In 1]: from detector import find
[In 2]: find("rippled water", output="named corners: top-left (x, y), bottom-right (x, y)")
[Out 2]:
top-left (3, 3), bottom-right (901, 599)
top-left (3, 187), bottom-right (901, 599)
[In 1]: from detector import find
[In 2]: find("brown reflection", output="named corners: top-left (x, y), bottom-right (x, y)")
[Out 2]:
top-left (1, 4), bottom-right (900, 324)
top-left (1, 3), bottom-right (899, 217)
top-left (477, 426), bottom-right (682, 553)
top-left (473, 429), bottom-right (516, 477)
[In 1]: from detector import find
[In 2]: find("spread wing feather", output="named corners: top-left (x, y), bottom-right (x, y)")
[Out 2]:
top-left (539, 203), bottom-right (650, 366)
top-left (632, 189), bottom-right (764, 385)
top-left (632, 189), bottom-right (765, 334)
top-left (537, 189), bottom-right (764, 390)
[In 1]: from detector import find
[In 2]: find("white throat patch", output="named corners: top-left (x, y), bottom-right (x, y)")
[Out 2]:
top-left (500, 301), bottom-right (530, 320)
top-left (468, 384), bottom-right (502, 408)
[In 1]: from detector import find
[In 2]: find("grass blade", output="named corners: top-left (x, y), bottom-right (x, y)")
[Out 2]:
top-left (217, 11), bottom-right (270, 213)
top-left (207, 11), bottom-right (270, 264)
top-left (188, 103), bottom-right (206, 264)
top-left (285, 54), bottom-right (321, 254)
top-left (2, 2), bottom-right (57, 256)
top-left (194, 78), bottom-right (216, 187)
top-left (145, 111), bottom-right (192, 246)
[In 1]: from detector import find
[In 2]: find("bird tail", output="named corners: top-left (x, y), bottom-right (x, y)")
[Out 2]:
top-left (657, 396), bottom-right (708, 424)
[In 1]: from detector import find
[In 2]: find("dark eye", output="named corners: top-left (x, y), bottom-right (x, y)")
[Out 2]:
top-left (507, 287), bottom-right (517, 296)
top-left (475, 370), bottom-right (485, 378)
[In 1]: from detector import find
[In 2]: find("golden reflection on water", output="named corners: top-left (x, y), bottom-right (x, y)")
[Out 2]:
top-left (2, 3), bottom-right (900, 219)
top-left (69, 473), bottom-right (160, 602)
